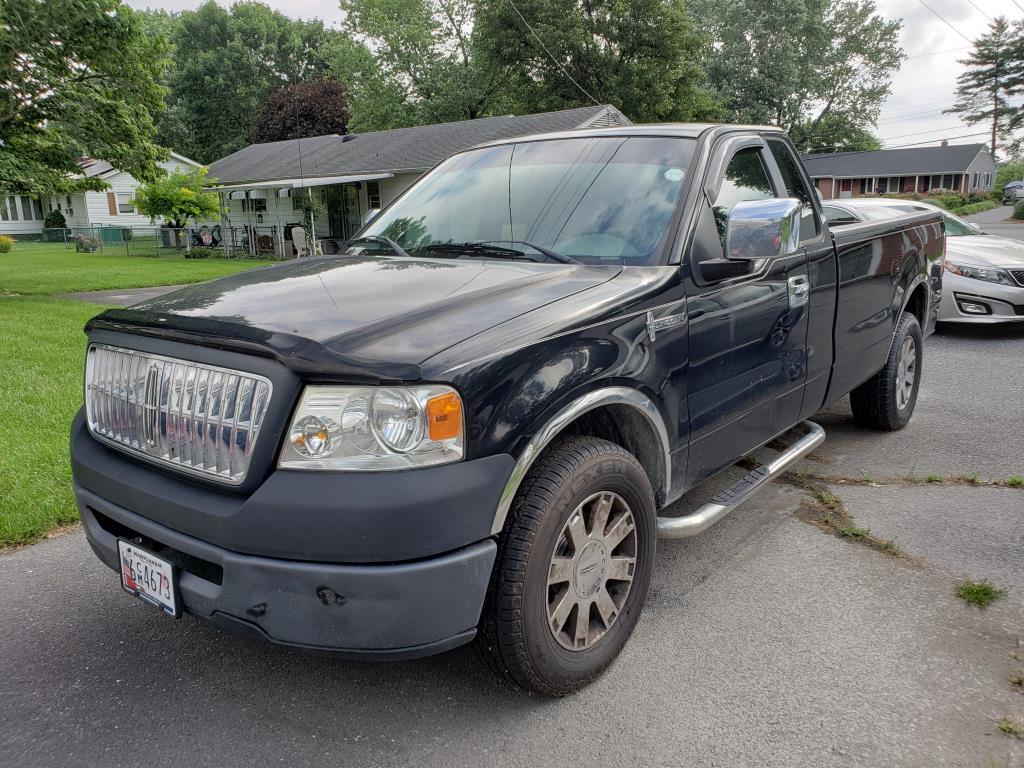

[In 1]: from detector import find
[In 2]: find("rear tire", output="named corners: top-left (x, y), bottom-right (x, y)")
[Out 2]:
top-left (850, 311), bottom-right (923, 431)
top-left (476, 436), bottom-right (656, 696)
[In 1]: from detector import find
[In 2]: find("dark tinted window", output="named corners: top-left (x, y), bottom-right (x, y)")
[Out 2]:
top-left (358, 136), bottom-right (696, 265)
top-left (713, 148), bottom-right (775, 243)
top-left (767, 139), bottom-right (820, 240)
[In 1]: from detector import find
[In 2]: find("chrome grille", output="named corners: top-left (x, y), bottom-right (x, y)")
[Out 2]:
top-left (1009, 268), bottom-right (1024, 288)
top-left (85, 345), bottom-right (273, 485)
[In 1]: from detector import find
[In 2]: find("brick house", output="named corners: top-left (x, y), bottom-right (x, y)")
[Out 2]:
top-left (802, 143), bottom-right (996, 200)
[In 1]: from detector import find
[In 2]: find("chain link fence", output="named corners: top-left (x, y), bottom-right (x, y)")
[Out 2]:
top-left (40, 225), bottom-right (294, 260)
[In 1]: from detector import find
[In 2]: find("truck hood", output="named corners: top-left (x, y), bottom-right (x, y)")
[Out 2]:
top-left (946, 235), bottom-right (1024, 268)
top-left (88, 256), bottom-right (621, 381)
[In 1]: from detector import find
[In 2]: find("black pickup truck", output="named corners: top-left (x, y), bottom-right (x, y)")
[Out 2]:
top-left (72, 124), bottom-right (943, 696)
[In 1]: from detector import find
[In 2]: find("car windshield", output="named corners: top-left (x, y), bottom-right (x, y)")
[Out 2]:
top-left (348, 136), bottom-right (697, 266)
top-left (941, 213), bottom-right (977, 237)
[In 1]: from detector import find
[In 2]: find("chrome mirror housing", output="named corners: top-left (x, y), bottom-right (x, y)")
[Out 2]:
top-left (724, 198), bottom-right (802, 261)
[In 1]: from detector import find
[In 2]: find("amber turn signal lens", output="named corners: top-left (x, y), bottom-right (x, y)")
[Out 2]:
top-left (426, 392), bottom-right (462, 441)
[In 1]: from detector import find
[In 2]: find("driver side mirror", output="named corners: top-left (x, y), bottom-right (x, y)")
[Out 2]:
top-left (725, 198), bottom-right (802, 261)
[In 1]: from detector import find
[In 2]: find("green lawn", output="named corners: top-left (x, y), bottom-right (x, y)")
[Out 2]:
top-left (1, 240), bottom-right (273, 295)
top-left (0, 241), bottom-right (276, 547)
top-left (0, 297), bottom-right (111, 547)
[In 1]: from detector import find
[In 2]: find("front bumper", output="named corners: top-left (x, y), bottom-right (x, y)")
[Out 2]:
top-left (79, 492), bottom-right (495, 657)
top-left (71, 412), bottom-right (514, 657)
top-left (938, 273), bottom-right (1024, 324)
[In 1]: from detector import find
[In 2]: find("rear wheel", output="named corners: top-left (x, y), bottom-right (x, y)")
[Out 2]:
top-left (850, 311), bottom-right (923, 431)
top-left (476, 436), bottom-right (656, 696)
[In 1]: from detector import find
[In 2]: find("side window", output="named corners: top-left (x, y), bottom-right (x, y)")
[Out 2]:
top-left (822, 206), bottom-right (859, 226)
top-left (767, 139), bottom-right (820, 240)
top-left (712, 147), bottom-right (776, 244)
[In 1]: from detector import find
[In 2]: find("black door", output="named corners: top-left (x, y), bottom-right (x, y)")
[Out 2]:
top-left (681, 135), bottom-right (814, 487)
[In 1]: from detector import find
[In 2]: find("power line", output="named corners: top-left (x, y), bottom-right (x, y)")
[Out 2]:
top-left (877, 108), bottom-right (953, 125)
top-left (966, 0), bottom-right (991, 21)
top-left (1014, 0), bottom-right (1024, 14)
top-left (913, 0), bottom-right (975, 43)
top-left (879, 97), bottom-right (958, 115)
top-left (806, 131), bottom-right (991, 156)
top-left (505, 0), bottom-right (601, 107)
top-left (881, 131), bottom-right (990, 148)
top-left (879, 123), bottom-right (974, 141)
top-left (904, 45), bottom-right (971, 60)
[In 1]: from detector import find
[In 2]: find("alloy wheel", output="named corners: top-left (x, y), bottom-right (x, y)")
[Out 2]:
top-left (896, 335), bottom-right (917, 410)
top-left (546, 491), bottom-right (637, 651)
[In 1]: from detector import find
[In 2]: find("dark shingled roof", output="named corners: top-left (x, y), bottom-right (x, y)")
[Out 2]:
top-left (801, 143), bottom-right (988, 178)
top-left (207, 105), bottom-right (630, 185)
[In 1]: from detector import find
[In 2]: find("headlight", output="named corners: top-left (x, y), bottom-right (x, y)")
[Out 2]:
top-left (944, 260), bottom-right (1015, 285)
top-left (279, 385), bottom-right (464, 471)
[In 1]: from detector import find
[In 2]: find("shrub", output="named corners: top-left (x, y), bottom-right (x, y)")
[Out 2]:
top-left (1015, 201), bottom-right (1024, 221)
top-left (43, 210), bottom-right (66, 229)
top-left (0, 235), bottom-right (13, 253)
top-left (185, 246), bottom-right (219, 259)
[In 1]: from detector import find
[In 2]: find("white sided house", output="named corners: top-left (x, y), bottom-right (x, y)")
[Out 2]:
top-left (205, 106), bottom-right (630, 256)
top-left (0, 152), bottom-right (203, 236)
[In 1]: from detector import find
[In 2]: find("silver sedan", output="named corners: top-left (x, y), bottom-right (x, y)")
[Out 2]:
top-left (821, 198), bottom-right (1024, 324)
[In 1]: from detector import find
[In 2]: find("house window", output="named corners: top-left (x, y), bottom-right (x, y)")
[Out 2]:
top-left (972, 173), bottom-right (978, 188)
top-left (117, 193), bottom-right (134, 214)
top-left (886, 177), bottom-right (901, 193)
top-left (984, 172), bottom-right (991, 187)
top-left (33, 198), bottom-right (43, 220)
top-left (7, 196), bottom-right (19, 221)
top-left (0, 198), bottom-right (8, 222)
top-left (931, 175), bottom-right (942, 189)
top-left (366, 181), bottom-right (382, 210)
top-left (242, 196), bottom-right (267, 213)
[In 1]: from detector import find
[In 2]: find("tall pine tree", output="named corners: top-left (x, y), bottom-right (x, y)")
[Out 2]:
top-left (945, 16), bottom-right (1024, 157)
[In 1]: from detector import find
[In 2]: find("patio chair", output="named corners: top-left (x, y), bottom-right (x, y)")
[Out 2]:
top-left (291, 226), bottom-right (319, 257)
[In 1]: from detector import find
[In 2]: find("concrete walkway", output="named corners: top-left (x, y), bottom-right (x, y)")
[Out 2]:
top-left (58, 284), bottom-right (185, 307)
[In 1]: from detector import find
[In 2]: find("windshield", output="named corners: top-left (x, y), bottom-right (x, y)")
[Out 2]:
top-left (941, 213), bottom-right (977, 236)
top-left (349, 136), bottom-right (696, 266)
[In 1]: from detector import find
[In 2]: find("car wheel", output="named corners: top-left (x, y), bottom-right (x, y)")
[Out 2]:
top-left (476, 436), bottom-right (657, 696)
top-left (850, 311), bottom-right (923, 431)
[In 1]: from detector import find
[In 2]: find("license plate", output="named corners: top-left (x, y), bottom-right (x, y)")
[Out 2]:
top-left (117, 539), bottom-right (179, 617)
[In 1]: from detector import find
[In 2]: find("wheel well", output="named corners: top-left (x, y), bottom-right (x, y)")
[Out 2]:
top-left (904, 282), bottom-right (928, 326)
top-left (558, 404), bottom-right (667, 506)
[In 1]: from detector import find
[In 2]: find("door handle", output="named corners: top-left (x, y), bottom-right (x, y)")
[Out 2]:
top-left (788, 276), bottom-right (809, 309)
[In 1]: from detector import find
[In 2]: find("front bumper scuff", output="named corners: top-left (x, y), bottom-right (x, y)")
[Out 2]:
top-left (79, 487), bottom-right (496, 658)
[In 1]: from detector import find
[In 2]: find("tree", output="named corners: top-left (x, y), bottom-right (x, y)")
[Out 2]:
top-left (162, 1), bottom-right (339, 163)
top-left (132, 168), bottom-right (221, 228)
top-left (338, 0), bottom-right (510, 131)
top-left (474, 0), bottom-right (720, 122)
top-left (944, 17), bottom-right (1024, 158)
top-left (0, 0), bottom-right (167, 195)
top-left (996, 159), bottom-right (1024, 190)
top-left (691, 0), bottom-right (900, 153)
top-left (252, 80), bottom-right (351, 143)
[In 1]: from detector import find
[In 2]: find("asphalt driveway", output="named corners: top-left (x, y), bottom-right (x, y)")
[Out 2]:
top-left (964, 204), bottom-right (1024, 241)
top-left (2, 329), bottom-right (1022, 767)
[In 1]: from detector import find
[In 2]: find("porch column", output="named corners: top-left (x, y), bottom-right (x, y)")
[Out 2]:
top-left (218, 191), bottom-right (229, 257)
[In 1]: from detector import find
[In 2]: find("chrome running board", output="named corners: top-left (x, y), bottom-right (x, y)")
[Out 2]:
top-left (656, 421), bottom-right (825, 539)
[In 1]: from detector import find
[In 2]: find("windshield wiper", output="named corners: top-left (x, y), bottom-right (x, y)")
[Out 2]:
top-left (421, 241), bottom-right (580, 264)
top-left (475, 240), bottom-right (581, 264)
top-left (420, 242), bottom-right (543, 262)
top-left (345, 235), bottom-right (411, 258)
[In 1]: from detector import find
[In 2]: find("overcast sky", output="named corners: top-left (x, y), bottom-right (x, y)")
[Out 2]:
top-left (127, 0), bottom-right (1024, 153)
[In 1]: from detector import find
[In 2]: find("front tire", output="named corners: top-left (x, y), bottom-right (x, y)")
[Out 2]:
top-left (476, 436), bottom-right (657, 696)
top-left (850, 311), bottom-right (923, 431)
